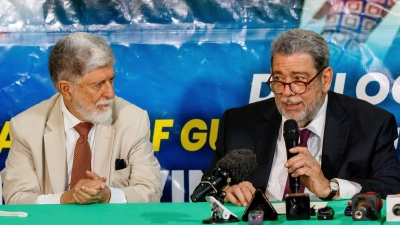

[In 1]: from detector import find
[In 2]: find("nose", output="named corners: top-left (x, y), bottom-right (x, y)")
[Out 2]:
top-left (103, 80), bottom-right (115, 99)
top-left (282, 83), bottom-right (295, 96)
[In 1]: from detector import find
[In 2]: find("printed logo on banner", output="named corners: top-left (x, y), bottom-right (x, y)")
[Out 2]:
top-left (249, 72), bottom-right (400, 105)
top-left (0, 121), bottom-right (12, 153)
top-left (151, 119), bottom-right (219, 151)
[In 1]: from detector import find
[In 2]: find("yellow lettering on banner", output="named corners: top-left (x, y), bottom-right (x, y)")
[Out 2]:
top-left (152, 119), bottom-right (174, 152)
top-left (209, 119), bottom-right (219, 150)
top-left (181, 119), bottom-right (207, 151)
top-left (0, 121), bottom-right (12, 153)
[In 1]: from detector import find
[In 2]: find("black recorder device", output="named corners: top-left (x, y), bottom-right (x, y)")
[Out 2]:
top-left (352, 192), bottom-right (382, 221)
top-left (242, 189), bottom-right (278, 223)
top-left (285, 193), bottom-right (311, 220)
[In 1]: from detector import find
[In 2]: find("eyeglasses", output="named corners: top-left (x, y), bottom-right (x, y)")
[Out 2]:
top-left (266, 67), bottom-right (326, 94)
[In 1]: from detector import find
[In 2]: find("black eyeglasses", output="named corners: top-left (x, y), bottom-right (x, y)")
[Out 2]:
top-left (266, 67), bottom-right (326, 94)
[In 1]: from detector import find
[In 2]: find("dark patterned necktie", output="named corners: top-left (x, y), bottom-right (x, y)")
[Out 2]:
top-left (282, 128), bottom-right (312, 200)
top-left (70, 122), bottom-right (93, 189)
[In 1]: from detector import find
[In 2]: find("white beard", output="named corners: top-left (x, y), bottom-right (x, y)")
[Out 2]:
top-left (74, 97), bottom-right (114, 123)
top-left (277, 91), bottom-right (323, 128)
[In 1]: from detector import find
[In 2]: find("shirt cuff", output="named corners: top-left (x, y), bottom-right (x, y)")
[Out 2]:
top-left (334, 178), bottom-right (362, 200)
top-left (35, 193), bottom-right (63, 204)
top-left (34, 187), bottom-right (128, 204)
top-left (109, 186), bottom-right (128, 203)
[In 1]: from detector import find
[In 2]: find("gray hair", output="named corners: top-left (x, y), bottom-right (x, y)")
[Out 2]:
top-left (48, 32), bottom-right (115, 91)
top-left (270, 29), bottom-right (329, 71)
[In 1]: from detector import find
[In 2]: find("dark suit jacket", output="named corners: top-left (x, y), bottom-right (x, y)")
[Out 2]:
top-left (203, 91), bottom-right (400, 198)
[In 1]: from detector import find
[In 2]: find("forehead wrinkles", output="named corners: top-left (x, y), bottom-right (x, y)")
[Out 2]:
top-left (272, 70), bottom-right (310, 76)
top-left (271, 70), bottom-right (313, 80)
top-left (79, 67), bottom-right (115, 85)
top-left (272, 53), bottom-right (315, 72)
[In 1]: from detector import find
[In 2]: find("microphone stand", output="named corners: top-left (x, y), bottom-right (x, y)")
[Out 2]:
top-left (285, 180), bottom-right (311, 220)
top-left (202, 195), bottom-right (239, 224)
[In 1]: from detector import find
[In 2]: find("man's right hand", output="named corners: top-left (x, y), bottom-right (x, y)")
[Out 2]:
top-left (223, 181), bottom-right (256, 207)
top-left (60, 171), bottom-right (107, 204)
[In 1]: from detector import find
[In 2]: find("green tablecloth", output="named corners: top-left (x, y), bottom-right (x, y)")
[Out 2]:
top-left (0, 200), bottom-right (387, 224)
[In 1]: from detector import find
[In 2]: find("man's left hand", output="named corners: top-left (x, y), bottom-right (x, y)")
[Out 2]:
top-left (285, 146), bottom-right (331, 198)
top-left (73, 171), bottom-right (111, 204)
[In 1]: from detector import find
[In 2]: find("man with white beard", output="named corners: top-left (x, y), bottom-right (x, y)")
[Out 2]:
top-left (1, 32), bottom-right (162, 204)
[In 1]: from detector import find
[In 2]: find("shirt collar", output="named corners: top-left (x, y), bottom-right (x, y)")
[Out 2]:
top-left (305, 94), bottom-right (328, 138)
top-left (61, 97), bottom-right (82, 131)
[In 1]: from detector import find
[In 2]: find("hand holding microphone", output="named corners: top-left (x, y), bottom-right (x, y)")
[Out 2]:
top-left (283, 119), bottom-right (311, 220)
top-left (284, 120), bottom-right (332, 199)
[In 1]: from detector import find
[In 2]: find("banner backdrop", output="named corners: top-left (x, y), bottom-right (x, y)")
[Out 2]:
top-left (0, 0), bottom-right (399, 202)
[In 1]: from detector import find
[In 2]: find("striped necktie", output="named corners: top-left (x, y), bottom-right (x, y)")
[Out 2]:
top-left (70, 122), bottom-right (93, 189)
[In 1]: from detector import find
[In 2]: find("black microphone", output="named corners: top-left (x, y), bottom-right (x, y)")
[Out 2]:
top-left (191, 149), bottom-right (257, 202)
top-left (283, 119), bottom-right (300, 193)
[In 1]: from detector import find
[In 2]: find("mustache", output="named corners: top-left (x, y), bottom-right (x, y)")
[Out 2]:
top-left (96, 98), bottom-right (114, 107)
top-left (280, 96), bottom-right (302, 105)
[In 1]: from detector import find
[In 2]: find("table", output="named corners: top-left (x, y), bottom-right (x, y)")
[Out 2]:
top-left (0, 200), bottom-right (388, 225)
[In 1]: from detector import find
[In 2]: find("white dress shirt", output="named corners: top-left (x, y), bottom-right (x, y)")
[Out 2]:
top-left (35, 98), bottom-right (127, 204)
top-left (265, 95), bottom-right (362, 201)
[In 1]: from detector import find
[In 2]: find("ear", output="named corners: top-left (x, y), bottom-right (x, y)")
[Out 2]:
top-left (58, 80), bottom-right (73, 102)
top-left (321, 67), bottom-right (333, 93)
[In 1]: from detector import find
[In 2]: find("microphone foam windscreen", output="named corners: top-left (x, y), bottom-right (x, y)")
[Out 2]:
top-left (216, 149), bottom-right (257, 185)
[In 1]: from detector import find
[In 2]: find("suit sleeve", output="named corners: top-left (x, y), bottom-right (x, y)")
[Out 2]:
top-left (1, 117), bottom-right (42, 204)
top-left (354, 113), bottom-right (400, 198)
top-left (119, 110), bottom-right (162, 202)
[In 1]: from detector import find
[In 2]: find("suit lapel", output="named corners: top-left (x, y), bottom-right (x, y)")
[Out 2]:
top-left (321, 92), bottom-right (349, 179)
top-left (251, 102), bottom-right (281, 189)
top-left (250, 93), bottom-right (349, 187)
top-left (44, 94), bottom-right (67, 193)
top-left (92, 119), bottom-right (115, 184)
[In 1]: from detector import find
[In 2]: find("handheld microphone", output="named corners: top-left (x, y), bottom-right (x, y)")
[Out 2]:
top-left (190, 149), bottom-right (257, 202)
top-left (283, 119), bottom-right (300, 193)
top-left (283, 120), bottom-right (311, 221)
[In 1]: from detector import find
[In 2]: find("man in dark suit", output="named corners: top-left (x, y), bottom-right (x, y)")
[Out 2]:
top-left (202, 29), bottom-right (400, 206)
